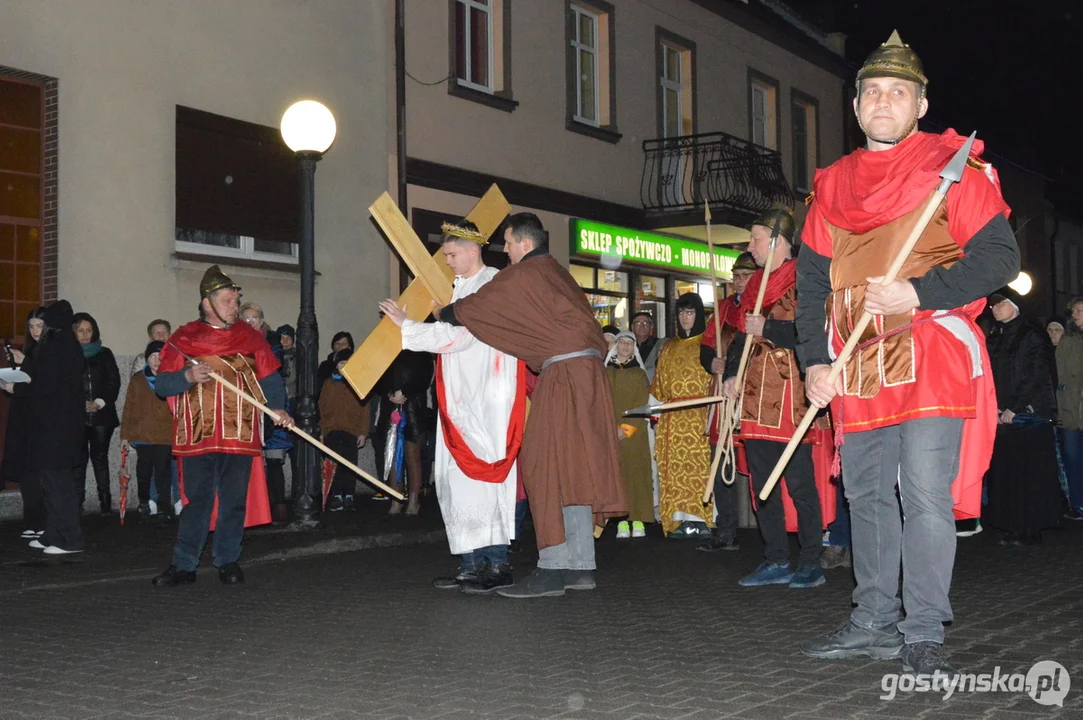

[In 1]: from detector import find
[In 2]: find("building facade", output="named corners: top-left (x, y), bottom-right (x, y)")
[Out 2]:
top-left (399, 0), bottom-right (849, 336)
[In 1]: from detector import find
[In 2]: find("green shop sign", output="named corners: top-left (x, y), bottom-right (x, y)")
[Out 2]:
top-left (569, 218), bottom-right (740, 276)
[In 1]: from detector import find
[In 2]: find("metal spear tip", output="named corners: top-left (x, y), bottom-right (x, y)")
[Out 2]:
top-left (623, 402), bottom-right (656, 417)
top-left (939, 131), bottom-right (977, 185)
top-left (704, 200), bottom-right (712, 223)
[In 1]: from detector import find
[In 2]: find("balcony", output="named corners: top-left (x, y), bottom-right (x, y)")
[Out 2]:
top-left (641, 132), bottom-right (795, 222)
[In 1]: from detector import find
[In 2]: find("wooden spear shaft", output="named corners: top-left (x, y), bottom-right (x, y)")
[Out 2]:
top-left (203, 369), bottom-right (405, 501)
top-left (702, 229), bottom-right (781, 503)
top-left (756, 189), bottom-right (951, 503)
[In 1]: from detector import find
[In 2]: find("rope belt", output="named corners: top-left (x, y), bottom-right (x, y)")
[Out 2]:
top-left (541, 348), bottom-right (601, 372)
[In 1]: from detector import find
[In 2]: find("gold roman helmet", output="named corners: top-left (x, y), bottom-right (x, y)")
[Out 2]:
top-left (732, 252), bottom-right (758, 273)
top-left (441, 220), bottom-right (488, 245)
top-left (856, 30), bottom-right (928, 94)
top-left (199, 264), bottom-right (241, 299)
top-left (751, 208), bottom-right (796, 245)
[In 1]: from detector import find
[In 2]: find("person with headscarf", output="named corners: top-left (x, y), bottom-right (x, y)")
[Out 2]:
top-left (1, 300), bottom-right (86, 554)
top-left (71, 311), bottom-right (121, 516)
top-left (601, 324), bottom-right (620, 354)
top-left (119, 340), bottom-right (175, 520)
top-left (651, 292), bottom-right (714, 538)
top-left (2, 306), bottom-right (48, 538)
top-left (605, 330), bottom-right (653, 539)
top-left (319, 347), bottom-right (371, 512)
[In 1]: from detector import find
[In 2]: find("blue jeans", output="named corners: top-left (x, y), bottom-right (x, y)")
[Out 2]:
top-left (839, 417), bottom-right (963, 645)
top-left (515, 498), bottom-right (528, 537)
top-left (171, 453), bottom-right (253, 571)
top-left (462, 544), bottom-right (509, 570)
top-left (828, 477), bottom-right (851, 548)
top-left (1058, 428), bottom-right (1083, 511)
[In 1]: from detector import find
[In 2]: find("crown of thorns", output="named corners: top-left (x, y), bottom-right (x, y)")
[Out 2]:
top-left (441, 222), bottom-right (488, 244)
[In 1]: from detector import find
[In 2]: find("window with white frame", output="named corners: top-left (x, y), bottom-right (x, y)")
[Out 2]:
top-left (454, 0), bottom-right (494, 93)
top-left (661, 44), bottom-right (682, 138)
top-left (750, 77), bottom-right (778, 149)
top-left (792, 95), bottom-right (818, 193)
top-left (174, 229), bottom-right (298, 264)
top-left (571, 4), bottom-right (600, 125)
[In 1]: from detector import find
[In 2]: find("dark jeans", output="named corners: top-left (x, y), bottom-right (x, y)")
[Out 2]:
top-left (136, 444), bottom-right (173, 507)
top-left (1058, 427), bottom-right (1083, 511)
top-left (75, 424), bottom-right (114, 507)
top-left (171, 453), bottom-right (252, 571)
top-left (19, 471), bottom-right (45, 531)
top-left (515, 498), bottom-right (529, 538)
top-left (462, 544), bottom-right (509, 570)
top-left (325, 431), bottom-right (359, 497)
top-left (839, 417), bottom-right (963, 644)
top-left (746, 439), bottom-right (822, 569)
top-left (708, 443), bottom-right (739, 542)
top-left (265, 459), bottom-right (286, 506)
top-left (39, 468), bottom-right (84, 551)
top-left (828, 477), bottom-right (851, 548)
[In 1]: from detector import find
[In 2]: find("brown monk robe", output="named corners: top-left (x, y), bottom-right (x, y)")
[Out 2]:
top-left (436, 215), bottom-right (624, 599)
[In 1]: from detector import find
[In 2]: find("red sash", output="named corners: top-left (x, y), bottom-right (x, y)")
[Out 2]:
top-left (434, 356), bottom-right (527, 483)
top-left (735, 260), bottom-right (797, 332)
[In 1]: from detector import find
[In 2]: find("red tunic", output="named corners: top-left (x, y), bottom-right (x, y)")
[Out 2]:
top-left (803, 129), bottom-right (1010, 520)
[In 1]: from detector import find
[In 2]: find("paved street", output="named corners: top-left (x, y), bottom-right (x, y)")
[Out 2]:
top-left (0, 508), bottom-right (1080, 719)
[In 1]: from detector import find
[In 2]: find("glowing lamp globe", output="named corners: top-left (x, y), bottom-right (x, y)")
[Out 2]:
top-left (280, 100), bottom-right (337, 154)
top-left (1008, 271), bottom-right (1032, 296)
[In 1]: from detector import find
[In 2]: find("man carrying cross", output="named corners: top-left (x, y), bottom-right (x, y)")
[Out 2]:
top-left (795, 32), bottom-right (1018, 676)
top-left (379, 219), bottom-right (523, 595)
top-left (434, 212), bottom-right (626, 598)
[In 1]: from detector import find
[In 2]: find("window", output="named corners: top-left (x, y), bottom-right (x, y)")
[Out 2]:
top-left (454, 0), bottom-right (493, 93)
top-left (571, 262), bottom-right (628, 327)
top-left (565, 1), bottom-right (620, 143)
top-left (449, 0), bottom-right (515, 111)
top-left (657, 31), bottom-right (695, 139)
top-left (0, 76), bottom-right (45, 341)
top-left (174, 106), bottom-right (301, 266)
top-left (792, 91), bottom-right (819, 193)
top-left (748, 70), bottom-right (779, 150)
top-left (571, 5), bottom-right (599, 125)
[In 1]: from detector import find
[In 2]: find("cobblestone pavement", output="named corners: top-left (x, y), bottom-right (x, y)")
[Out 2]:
top-left (0, 509), bottom-right (1080, 719)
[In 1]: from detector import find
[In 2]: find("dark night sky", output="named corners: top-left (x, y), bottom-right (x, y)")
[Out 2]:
top-left (785, 0), bottom-right (1081, 199)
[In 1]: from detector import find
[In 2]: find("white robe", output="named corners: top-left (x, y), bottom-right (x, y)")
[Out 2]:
top-left (400, 266), bottom-right (518, 555)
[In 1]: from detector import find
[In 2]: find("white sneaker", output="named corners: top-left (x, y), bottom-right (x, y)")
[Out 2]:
top-left (148, 499), bottom-right (158, 516)
top-left (21, 529), bottom-right (36, 538)
top-left (43, 546), bottom-right (83, 555)
top-left (615, 521), bottom-right (631, 539)
top-left (956, 519), bottom-right (983, 538)
top-left (631, 521), bottom-right (647, 538)
top-left (28, 539), bottom-right (45, 549)
top-left (174, 500), bottom-right (183, 515)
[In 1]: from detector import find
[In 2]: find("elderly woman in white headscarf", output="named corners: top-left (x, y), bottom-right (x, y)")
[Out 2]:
top-left (604, 330), bottom-right (654, 538)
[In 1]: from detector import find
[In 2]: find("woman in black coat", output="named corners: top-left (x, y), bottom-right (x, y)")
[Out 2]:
top-left (0, 300), bottom-right (86, 553)
top-left (983, 292), bottom-right (1063, 544)
top-left (1, 307), bottom-right (48, 537)
top-left (71, 311), bottom-right (121, 515)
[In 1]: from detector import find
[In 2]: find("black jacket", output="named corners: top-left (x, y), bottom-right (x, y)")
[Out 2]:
top-left (987, 314), bottom-right (1057, 420)
top-left (82, 347), bottom-right (121, 428)
top-left (13, 331), bottom-right (86, 471)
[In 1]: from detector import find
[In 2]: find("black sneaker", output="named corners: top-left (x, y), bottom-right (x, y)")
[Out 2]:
top-left (343, 495), bottom-right (356, 511)
top-left (328, 495), bottom-right (345, 512)
top-left (902, 642), bottom-right (958, 682)
top-left (433, 567), bottom-right (479, 590)
top-left (695, 534), bottom-right (739, 552)
top-left (218, 562), bottom-right (245, 585)
top-left (151, 565), bottom-right (196, 588)
top-left (820, 545), bottom-right (852, 569)
top-left (800, 620), bottom-right (904, 660)
top-left (460, 564), bottom-right (514, 595)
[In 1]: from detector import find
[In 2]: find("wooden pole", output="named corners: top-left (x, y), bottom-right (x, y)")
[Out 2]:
top-left (757, 189), bottom-right (950, 503)
top-left (205, 369), bottom-right (405, 501)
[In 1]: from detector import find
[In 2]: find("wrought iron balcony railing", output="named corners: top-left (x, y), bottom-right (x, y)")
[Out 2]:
top-left (641, 132), bottom-right (795, 217)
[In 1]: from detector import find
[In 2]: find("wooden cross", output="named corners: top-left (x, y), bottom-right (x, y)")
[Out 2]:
top-left (341, 185), bottom-right (511, 399)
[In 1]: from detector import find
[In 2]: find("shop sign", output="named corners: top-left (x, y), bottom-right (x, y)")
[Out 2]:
top-left (570, 218), bottom-right (740, 276)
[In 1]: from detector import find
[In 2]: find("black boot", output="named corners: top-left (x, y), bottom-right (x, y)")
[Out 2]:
top-left (99, 491), bottom-right (114, 517)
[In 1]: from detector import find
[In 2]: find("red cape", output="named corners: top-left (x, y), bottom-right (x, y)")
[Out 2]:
top-left (804, 129), bottom-right (1009, 521)
top-left (161, 320), bottom-right (280, 528)
top-left (735, 259), bottom-right (798, 332)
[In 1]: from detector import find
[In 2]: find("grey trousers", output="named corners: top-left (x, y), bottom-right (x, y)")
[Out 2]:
top-left (537, 505), bottom-right (596, 571)
top-left (839, 417), bottom-right (963, 645)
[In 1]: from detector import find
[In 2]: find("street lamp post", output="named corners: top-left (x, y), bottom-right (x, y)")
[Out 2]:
top-left (280, 100), bottom-right (337, 529)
